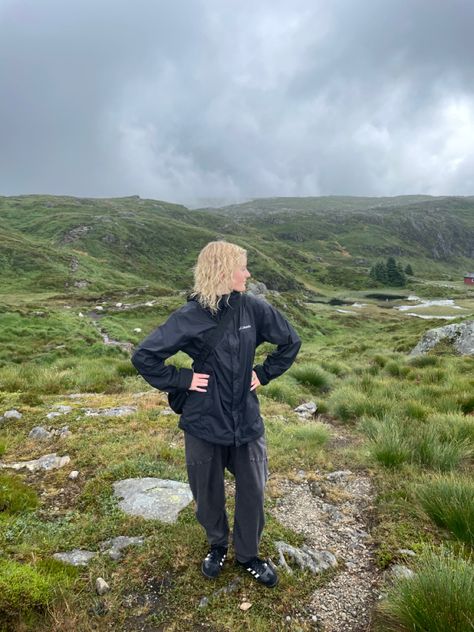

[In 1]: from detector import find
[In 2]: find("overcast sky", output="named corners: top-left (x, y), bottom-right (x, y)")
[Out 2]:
top-left (1, 0), bottom-right (473, 206)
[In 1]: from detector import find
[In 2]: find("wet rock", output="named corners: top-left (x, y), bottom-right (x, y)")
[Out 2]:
top-left (1, 453), bottom-right (70, 472)
top-left (275, 541), bottom-right (337, 574)
top-left (53, 549), bottom-right (97, 566)
top-left (29, 426), bottom-right (52, 441)
top-left (112, 478), bottom-right (193, 522)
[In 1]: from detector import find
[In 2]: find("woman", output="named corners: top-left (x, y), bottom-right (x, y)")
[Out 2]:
top-left (131, 241), bottom-right (301, 587)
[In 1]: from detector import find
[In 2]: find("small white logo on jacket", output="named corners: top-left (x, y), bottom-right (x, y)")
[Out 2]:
top-left (239, 325), bottom-right (252, 330)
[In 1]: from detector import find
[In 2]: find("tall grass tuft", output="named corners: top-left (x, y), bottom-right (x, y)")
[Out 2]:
top-left (360, 414), bottom-right (472, 471)
top-left (377, 547), bottom-right (474, 632)
top-left (264, 380), bottom-right (301, 408)
top-left (417, 475), bottom-right (474, 547)
top-left (290, 363), bottom-right (334, 391)
top-left (359, 416), bottom-right (411, 467)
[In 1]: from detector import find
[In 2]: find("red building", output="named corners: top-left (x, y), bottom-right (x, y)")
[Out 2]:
top-left (464, 273), bottom-right (474, 285)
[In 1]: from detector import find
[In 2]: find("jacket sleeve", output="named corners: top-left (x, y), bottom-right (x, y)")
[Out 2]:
top-left (131, 309), bottom-right (194, 392)
top-left (252, 298), bottom-right (302, 386)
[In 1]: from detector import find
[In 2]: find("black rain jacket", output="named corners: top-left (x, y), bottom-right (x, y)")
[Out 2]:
top-left (131, 290), bottom-right (302, 446)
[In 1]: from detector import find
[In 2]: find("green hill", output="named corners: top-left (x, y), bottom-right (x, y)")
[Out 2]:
top-left (0, 194), bottom-right (473, 298)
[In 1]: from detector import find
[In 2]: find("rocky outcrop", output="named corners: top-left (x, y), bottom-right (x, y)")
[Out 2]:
top-left (410, 320), bottom-right (474, 356)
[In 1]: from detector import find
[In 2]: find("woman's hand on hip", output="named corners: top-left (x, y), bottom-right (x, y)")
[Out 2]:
top-left (250, 370), bottom-right (261, 391)
top-left (189, 372), bottom-right (210, 392)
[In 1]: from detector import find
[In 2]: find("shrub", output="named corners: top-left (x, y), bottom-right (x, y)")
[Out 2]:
top-left (377, 547), bottom-right (474, 632)
top-left (417, 475), bottom-right (474, 546)
top-left (0, 473), bottom-right (39, 514)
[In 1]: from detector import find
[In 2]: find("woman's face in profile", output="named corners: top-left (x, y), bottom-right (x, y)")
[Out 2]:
top-left (231, 258), bottom-right (251, 292)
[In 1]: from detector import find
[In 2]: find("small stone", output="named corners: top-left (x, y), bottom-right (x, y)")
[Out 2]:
top-left (326, 470), bottom-right (352, 482)
top-left (96, 577), bottom-right (110, 595)
top-left (390, 564), bottom-right (415, 580)
top-left (53, 549), bottom-right (96, 566)
top-left (308, 482), bottom-right (324, 497)
top-left (240, 602), bottom-right (252, 611)
top-left (55, 405), bottom-right (72, 413)
top-left (294, 401), bottom-right (317, 418)
top-left (46, 412), bottom-right (62, 419)
top-left (68, 470), bottom-right (80, 480)
top-left (83, 406), bottom-right (137, 417)
top-left (133, 328), bottom-right (142, 333)
top-left (3, 409), bottom-right (22, 419)
top-left (398, 548), bottom-right (416, 557)
top-left (29, 426), bottom-right (52, 441)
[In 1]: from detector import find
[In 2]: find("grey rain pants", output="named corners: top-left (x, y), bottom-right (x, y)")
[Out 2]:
top-left (184, 431), bottom-right (268, 563)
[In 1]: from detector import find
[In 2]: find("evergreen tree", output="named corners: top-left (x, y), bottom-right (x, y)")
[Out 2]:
top-left (386, 257), bottom-right (398, 284)
top-left (375, 261), bottom-right (387, 283)
top-left (405, 263), bottom-right (414, 276)
top-left (396, 262), bottom-right (407, 286)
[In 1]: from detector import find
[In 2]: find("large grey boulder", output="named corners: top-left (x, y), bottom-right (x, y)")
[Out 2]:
top-left (112, 478), bottom-right (193, 522)
top-left (410, 320), bottom-right (474, 356)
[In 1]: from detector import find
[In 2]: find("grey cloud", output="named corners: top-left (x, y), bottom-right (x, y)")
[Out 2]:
top-left (0, 0), bottom-right (473, 204)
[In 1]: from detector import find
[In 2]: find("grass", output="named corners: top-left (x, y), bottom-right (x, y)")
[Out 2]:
top-left (360, 414), bottom-right (472, 471)
top-left (0, 472), bottom-right (39, 514)
top-left (0, 255), bottom-right (473, 629)
top-left (0, 557), bottom-right (77, 627)
top-left (376, 546), bottom-right (474, 632)
top-left (417, 474), bottom-right (474, 547)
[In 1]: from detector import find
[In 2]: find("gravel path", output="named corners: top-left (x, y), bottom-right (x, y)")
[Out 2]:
top-left (269, 428), bottom-right (382, 631)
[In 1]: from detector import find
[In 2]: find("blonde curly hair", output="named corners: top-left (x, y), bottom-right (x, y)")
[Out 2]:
top-left (189, 240), bottom-right (247, 314)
